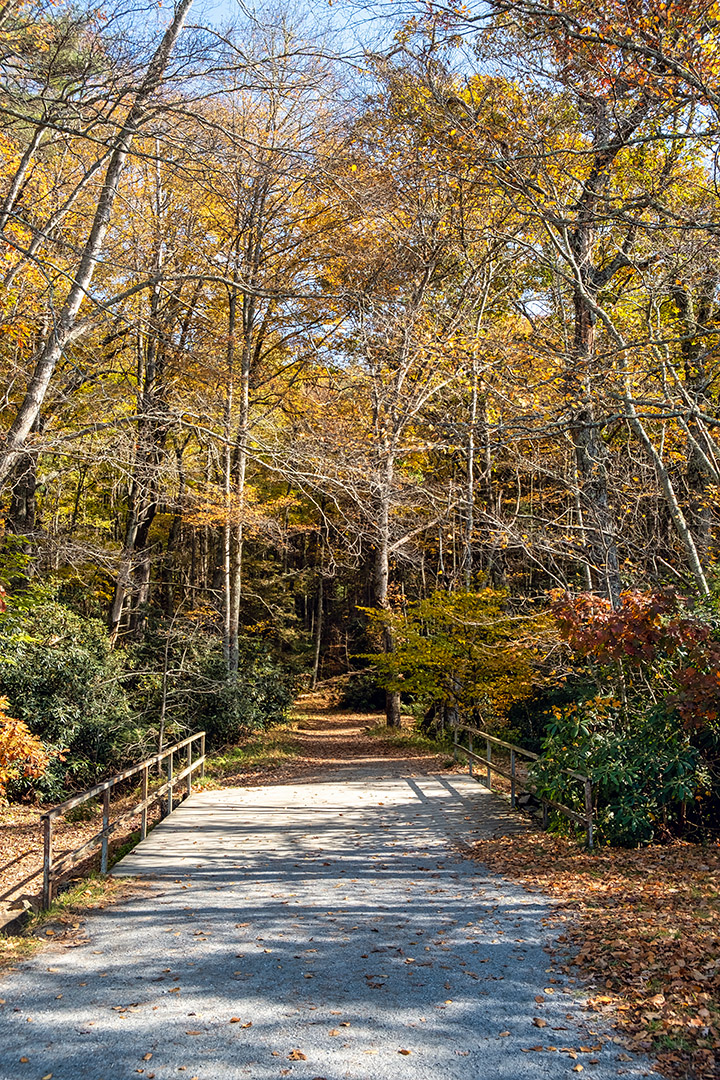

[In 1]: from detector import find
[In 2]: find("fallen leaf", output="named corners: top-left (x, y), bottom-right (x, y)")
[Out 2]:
top-left (467, 834), bottom-right (720, 1080)
top-left (288, 1050), bottom-right (306, 1060)
top-left (498, 1030), bottom-right (510, 1037)
top-left (572, 1066), bottom-right (583, 1073)
top-left (398, 1048), bottom-right (411, 1055)
top-left (533, 1018), bottom-right (548, 1028)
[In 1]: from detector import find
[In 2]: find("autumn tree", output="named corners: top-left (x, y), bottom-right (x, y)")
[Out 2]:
top-left (0, 0), bottom-right (197, 491)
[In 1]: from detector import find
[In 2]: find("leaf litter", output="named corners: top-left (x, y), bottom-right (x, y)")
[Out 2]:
top-left (468, 833), bottom-right (719, 1080)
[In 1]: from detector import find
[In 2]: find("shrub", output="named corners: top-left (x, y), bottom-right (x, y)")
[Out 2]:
top-left (529, 696), bottom-right (701, 845)
top-left (128, 625), bottom-right (295, 752)
top-left (535, 591), bottom-right (720, 844)
top-left (340, 671), bottom-right (386, 712)
top-left (364, 589), bottom-right (556, 727)
top-left (0, 695), bottom-right (53, 802)
top-left (0, 590), bottom-right (136, 798)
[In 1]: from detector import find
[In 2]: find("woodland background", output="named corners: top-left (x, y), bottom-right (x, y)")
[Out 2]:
top-left (1, 0), bottom-right (720, 846)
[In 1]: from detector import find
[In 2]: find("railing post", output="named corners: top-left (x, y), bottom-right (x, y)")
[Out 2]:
top-left (510, 749), bottom-right (516, 808)
top-left (200, 732), bottom-right (205, 780)
top-left (141, 764), bottom-right (149, 840)
top-left (542, 801), bottom-right (549, 829)
top-left (486, 739), bottom-right (491, 789)
top-left (453, 724), bottom-right (458, 762)
top-left (468, 732), bottom-right (473, 776)
top-left (186, 740), bottom-right (192, 798)
top-left (585, 778), bottom-right (594, 850)
top-left (100, 789), bottom-right (110, 874)
top-left (167, 749), bottom-right (174, 817)
top-left (42, 814), bottom-right (53, 909)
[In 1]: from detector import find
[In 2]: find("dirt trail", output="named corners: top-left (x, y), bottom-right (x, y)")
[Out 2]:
top-left (253, 699), bottom-right (457, 783)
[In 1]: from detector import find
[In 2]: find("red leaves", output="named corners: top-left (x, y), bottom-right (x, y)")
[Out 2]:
top-left (551, 590), bottom-right (720, 731)
top-left (552, 589), bottom-right (682, 662)
top-left (0, 697), bottom-right (53, 801)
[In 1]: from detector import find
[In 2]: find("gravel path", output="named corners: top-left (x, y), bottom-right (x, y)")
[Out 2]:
top-left (0, 770), bottom-right (656, 1080)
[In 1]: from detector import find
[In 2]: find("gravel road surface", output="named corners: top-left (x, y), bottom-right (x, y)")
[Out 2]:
top-left (0, 771), bottom-right (656, 1080)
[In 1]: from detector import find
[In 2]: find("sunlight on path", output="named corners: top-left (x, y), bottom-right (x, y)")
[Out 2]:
top-left (0, 775), bottom-right (655, 1080)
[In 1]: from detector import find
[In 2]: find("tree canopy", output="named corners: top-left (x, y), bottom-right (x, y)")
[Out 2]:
top-left (0, 0), bottom-right (719, 837)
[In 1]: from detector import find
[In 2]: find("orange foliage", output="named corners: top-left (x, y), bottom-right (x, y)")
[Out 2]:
top-left (0, 696), bottom-right (52, 802)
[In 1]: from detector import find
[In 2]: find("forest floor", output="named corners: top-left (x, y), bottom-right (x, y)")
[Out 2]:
top-left (466, 834), bottom-right (720, 1080)
top-left (0, 697), bottom-right (718, 1080)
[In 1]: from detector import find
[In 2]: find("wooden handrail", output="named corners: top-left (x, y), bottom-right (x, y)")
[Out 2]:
top-left (453, 723), bottom-right (594, 849)
top-left (40, 731), bottom-right (205, 909)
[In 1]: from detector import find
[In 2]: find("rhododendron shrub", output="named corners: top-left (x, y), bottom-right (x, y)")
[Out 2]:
top-left (530, 592), bottom-right (720, 844)
top-left (553, 591), bottom-right (720, 731)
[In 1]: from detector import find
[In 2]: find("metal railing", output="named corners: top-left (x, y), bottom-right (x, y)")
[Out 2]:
top-left (40, 732), bottom-right (205, 909)
top-left (454, 724), bottom-right (594, 849)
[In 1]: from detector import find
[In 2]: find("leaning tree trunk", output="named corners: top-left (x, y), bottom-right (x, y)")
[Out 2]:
top-left (674, 283), bottom-right (716, 562)
top-left (0, 0), bottom-right (195, 490)
top-left (228, 328), bottom-right (251, 676)
top-left (222, 285), bottom-right (237, 670)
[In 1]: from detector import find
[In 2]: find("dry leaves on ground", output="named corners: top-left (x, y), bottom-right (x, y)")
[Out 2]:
top-left (469, 833), bottom-right (719, 1080)
top-left (0, 799), bottom-right (163, 911)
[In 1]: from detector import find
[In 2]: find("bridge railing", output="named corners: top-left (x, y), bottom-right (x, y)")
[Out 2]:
top-left (453, 724), bottom-right (593, 849)
top-left (40, 731), bottom-right (205, 908)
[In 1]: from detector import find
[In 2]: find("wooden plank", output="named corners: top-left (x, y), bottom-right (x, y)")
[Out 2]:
top-left (42, 733), bottom-right (206, 821)
top-left (459, 725), bottom-right (590, 783)
top-left (42, 815), bottom-right (53, 908)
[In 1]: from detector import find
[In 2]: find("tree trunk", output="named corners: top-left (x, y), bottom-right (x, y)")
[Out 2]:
top-left (228, 327), bottom-right (250, 676)
top-left (0, 0), bottom-right (195, 490)
top-left (374, 455), bottom-right (401, 728)
top-left (462, 370), bottom-right (477, 589)
top-left (312, 571), bottom-right (323, 690)
top-left (674, 283), bottom-right (715, 561)
top-left (222, 287), bottom-right (237, 669)
top-left (568, 284), bottom-right (621, 606)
